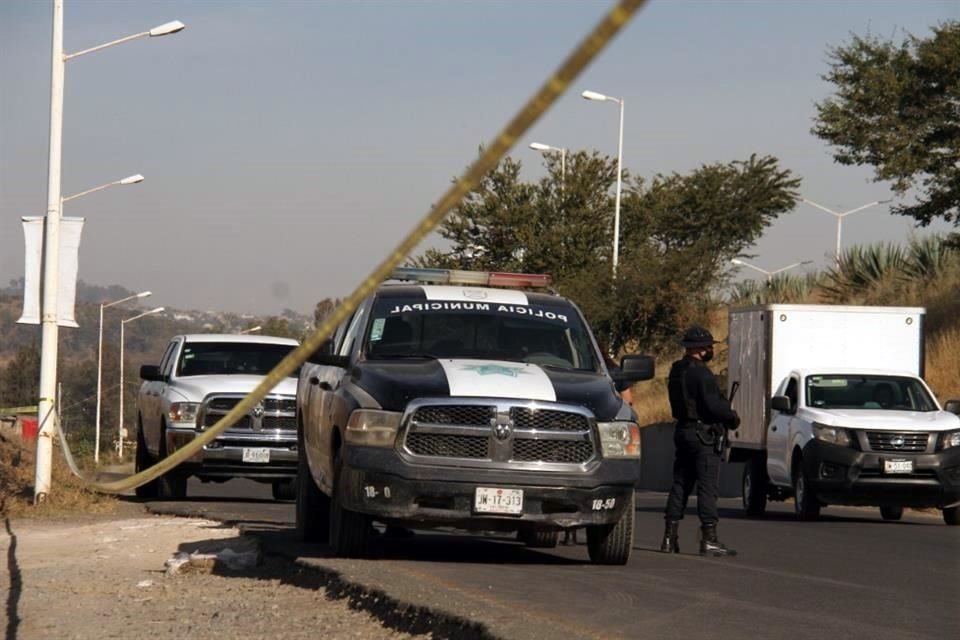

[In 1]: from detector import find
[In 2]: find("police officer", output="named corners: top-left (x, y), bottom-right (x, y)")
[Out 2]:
top-left (661, 326), bottom-right (739, 557)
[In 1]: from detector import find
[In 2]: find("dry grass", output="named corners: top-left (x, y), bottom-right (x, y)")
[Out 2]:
top-left (926, 326), bottom-right (960, 403)
top-left (0, 430), bottom-right (117, 518)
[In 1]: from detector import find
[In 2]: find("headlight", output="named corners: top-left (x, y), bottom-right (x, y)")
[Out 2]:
top-left (597, 421), bottom-right (641, 459)
top-left (813, 422), bottom-right (852, 447)
top-left (346, 410), bottom-right (402, 447)
top-left (168, 402), bottom-right (200, 424)
top-left (940, 430), bottom-right (960, 450)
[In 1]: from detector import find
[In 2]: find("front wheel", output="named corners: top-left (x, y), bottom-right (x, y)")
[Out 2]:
top-left (295, 449), bottom-right (329, 543)
top-left (156, 423), bottom-right (187, 500)
top-left (134, 419), bottom-right (158, 499)
top-left (792, 458), bottom-right (820, 521)
top-left (880, 505), bottom-right (903, 521)
top-left (587, 492), bottom-right (634, 565)
top-left (742, 456), bottom-right (768, 517)
top-left (943, 506), bottom-right (960, 526)
top-left (329, 453), bottom-right (371, 557)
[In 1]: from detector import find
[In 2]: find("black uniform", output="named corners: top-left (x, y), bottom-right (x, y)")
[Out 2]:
top-left (664, 355), bottom-right (737, 525)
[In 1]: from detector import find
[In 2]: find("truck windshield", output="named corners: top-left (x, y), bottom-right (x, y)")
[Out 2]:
top-left (364, 296), bottom-right (599, 371)
top-left (805, 375), bottom-right (937, 412)
top-left (177, 342), bottom-right (298, 377)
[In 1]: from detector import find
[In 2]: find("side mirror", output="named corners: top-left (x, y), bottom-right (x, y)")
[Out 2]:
top-left (140, 364), bottom-right (165, 382)
top-left (308, 353), bottom-right (350, 369)
top-left (306, 340), bottom-right (334, 364)
top-left (945, 399), bottom-right (960, 416)
top-left (771, 395), bottom-right (793, 413)
top-left (612, 354), bottom-right (655, 383)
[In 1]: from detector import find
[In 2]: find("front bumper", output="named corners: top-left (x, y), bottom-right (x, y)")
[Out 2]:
top-left (166, 424), bottom-right (298, 481)
top-left (803, 440), bottom-right (960, 508)
top-left (337, 446), bottom-right (640, 531)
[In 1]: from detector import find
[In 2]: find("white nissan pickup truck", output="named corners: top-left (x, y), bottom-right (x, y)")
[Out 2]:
top-left (727, 305), bottom-right (960, 525)
top-left (135, 334), bottom-right (300, 500)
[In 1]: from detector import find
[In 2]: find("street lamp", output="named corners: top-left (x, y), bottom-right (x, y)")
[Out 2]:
top-left (731, 258), bottom-right (814, 283)
top-left (801, 198), bottom-right (892, 267)
top-left (240, 325), bottom-right (262, 334)
top-left (582, 89), bottom-right (625, 275)
top-left (528, 142), bottom-right (567, 187)
top-left (95, 290), bottom-right (151, 464)
top-left (62, 174), bottom-right (144, 204)
top-left (118, 306), bottom-right (165, 458)
top-left (34, 0), bottom-right (183, 501)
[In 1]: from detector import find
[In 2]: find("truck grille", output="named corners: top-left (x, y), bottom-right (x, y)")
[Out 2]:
top-left (200, 394), bottom-right (297, 433)
top-left (510, 407), bottom-right (589, 431)
top-left (866, 431), bottom-right (929, 453)
top-left (404, 401), bottom-right (596, 467)
top-left (513, 439), bottom-right (594, 463)
top-left (406, 433), bottom-right (489, 459)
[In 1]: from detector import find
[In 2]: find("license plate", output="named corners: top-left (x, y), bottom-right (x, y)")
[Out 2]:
top-left (883, 458), bottom-right (913, 474)
top-left (474, 487), bottom-right (523, 515)
top-left (242, 448), bottom-right (270, 463)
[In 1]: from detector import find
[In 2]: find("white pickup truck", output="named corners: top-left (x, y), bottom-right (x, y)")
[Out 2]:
top-left (135, 334), bottom-right (300, 500)
top-left (726, 305), bottom-right (960, 525)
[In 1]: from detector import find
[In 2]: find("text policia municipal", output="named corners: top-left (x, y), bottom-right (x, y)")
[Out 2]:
top-left (388, 302), bottom-right (569, 323)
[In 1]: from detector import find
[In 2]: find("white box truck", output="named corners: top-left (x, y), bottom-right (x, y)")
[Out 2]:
top-left (726, 304), bottom-right (960, 525)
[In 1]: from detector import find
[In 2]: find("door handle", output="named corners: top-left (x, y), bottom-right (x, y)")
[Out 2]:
top-left (771, 426), bottom-right (778, 432)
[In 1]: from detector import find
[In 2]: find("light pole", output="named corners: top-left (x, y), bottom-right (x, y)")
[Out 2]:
top-left (240, 325), bottom-right (262, 334)
top-left (529, 142), bottom-right (567, 188)
top-left (802, 198), bottom-right (891, 267)
top-left (731, 258), bottom-right (814, 283)
top-left (118, 306), bottom-right (164, 458)
top-left (582, 89), bottom-right (624, 275)
top-left (34, 0), bottom-right (183, 502)
top-left (95, 289), bottom-right (151, 464)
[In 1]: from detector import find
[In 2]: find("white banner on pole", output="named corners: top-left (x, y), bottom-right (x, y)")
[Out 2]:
top-left (17, 216), bottom-right (85, 328)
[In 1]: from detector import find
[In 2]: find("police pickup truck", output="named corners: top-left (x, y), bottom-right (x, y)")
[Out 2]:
top-left (296, 268), bottom-right (654, 564)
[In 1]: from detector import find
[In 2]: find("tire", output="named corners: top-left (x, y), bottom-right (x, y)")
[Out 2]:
top-left (880, 506), bottom-right (903, 521)
top-left (134, 419), bottom-right (158, 499)
top-left (521, 530), bottom-right (559, 549)
top-left (329, 452), bottom-right (371, 557)
top-left (943, 506), bottom-right (960, 526)
top-left (792, 457), bottom-right (820, 521)
top-left (157, 423), bottom-right (187, 500)
top-left (272, 479), bottom-right (296, 501)
top-left (587, 492), bottom-right (634, 565)
top-left (295, 449), bottom-right (330, 543)
top-left (742, 456), bottom-right (768, 517)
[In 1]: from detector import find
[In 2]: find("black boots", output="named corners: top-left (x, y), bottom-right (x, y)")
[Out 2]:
top-left (660, 520), bottom-right (680, 553)
top-left (699, 524), bottom-right (736, 557)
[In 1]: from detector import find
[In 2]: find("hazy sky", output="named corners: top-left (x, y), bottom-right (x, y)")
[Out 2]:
top-left (1, 1), bottom-right (957, 316)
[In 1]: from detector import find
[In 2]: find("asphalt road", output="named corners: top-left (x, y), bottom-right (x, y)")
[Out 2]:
top-left (145, 478), bottom-right (959, 640)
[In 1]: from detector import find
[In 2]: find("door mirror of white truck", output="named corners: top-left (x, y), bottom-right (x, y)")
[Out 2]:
top-left (139, 364), bottom-right (165, 382)
top-left (945, 400), bottom-right (960, 416)
top-left (771, 395), bottom-right (793, 414)
top-left (614, 355), bottom-right (655, 383)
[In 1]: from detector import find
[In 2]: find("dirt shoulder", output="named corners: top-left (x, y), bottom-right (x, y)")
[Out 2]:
top-left (1, 507), bottom-right (422, 640)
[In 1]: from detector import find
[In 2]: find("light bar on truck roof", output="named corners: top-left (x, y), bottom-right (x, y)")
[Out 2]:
top-left (390, 267), bottom-right (552, 288)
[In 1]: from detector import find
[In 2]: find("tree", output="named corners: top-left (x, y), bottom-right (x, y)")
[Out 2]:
top-left (813, 22), bottom-right (960, 227)
top-left (313, 297), bottom-right (340, 328)
top-left (0, 343), bottom-right (40, 407)
top-left (260, 316), bottom-right (296, 339)
top-left (416, 153), bottom-right (800, 352)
